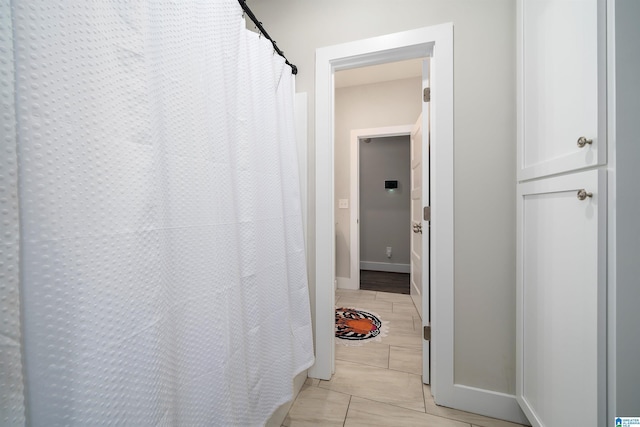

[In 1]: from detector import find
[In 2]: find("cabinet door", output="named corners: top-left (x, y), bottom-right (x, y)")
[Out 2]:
top-left (517, 0), bottom-right (606, 180)
top-left (516, 169), bottom-right (606, 426)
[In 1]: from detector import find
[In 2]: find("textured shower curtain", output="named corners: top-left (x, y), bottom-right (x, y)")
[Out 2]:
top-left (0, 1), bottom-right (314, 425)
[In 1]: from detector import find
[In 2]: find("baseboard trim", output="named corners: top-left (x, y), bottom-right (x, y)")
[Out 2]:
top-left (336, 276), bottom-right (358, 290)
top-left (360, 261), bottom-right (410, 273)
top-left (435, 384), bottom-right (530, 425)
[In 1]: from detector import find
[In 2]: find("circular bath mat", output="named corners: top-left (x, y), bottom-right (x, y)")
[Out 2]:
top-left (335, 307), bottom-right (388, 346)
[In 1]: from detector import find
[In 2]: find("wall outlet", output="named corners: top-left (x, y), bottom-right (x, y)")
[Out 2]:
top-left (338, 199), bottom-right (349, 209)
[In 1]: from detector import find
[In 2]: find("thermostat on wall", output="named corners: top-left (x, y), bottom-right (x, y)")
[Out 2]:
top-left (384, 180), bottom-right (398, 189)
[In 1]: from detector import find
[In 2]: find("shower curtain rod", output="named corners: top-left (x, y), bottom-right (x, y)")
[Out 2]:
top-left (238, 0), bottom-right (298, 75)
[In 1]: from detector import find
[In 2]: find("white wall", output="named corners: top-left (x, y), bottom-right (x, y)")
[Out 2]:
top-left (359, 136), bottom-right (411, 267)
top-left (613, 0), bottom-right (640, 415)
top-left (246, 0), bottom-right (517, 395)
top-left (335, 77), bottom-right (422, 278)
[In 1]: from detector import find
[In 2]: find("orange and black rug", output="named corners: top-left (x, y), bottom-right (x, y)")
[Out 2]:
top-left (335, 307), bottom-right (389, 346)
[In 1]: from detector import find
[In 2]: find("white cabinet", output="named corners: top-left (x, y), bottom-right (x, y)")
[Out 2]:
top-left (516, 1), bottom-right (608, 425)
top-left (517, 0), bottom-right (607, 181)
top-left (516, 170), bottom-right (606, 426)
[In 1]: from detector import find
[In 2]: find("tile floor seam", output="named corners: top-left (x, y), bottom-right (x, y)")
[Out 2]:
top-left (320, 386), bottom-right (425, 410)
top-left (425, 412), bottom-right (472, 427)
top-left (334, 357), bottom-right (389, 371)
top-left (421, 378), bottom-right (426, 414)
top-left (387, 367), bottom-right (421, 376)
top-left (342, 394), bottom-right (352, 427)
top-left (385, 344), bottom-right (421, 351)
top-left (354, 396), bottom-right (484, 427)
top-left (315, 385), bottom-right (357, 399)
top-left (351, 394), bottom-right (424, 412)
top-left (346, 395), bottom-right (428, 415)
top-left (387, 344), bottom-right (390, 369)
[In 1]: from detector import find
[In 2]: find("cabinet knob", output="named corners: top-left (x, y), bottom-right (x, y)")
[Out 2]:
top-left (577, 136), bottom-right (593, 148)
top-left (577, 189), bottom-right (593, 200)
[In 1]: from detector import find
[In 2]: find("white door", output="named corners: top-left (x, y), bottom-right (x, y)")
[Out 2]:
top-left (410, 115), bottom-right (423, 319)
top-left (410, 58), bottom-right (431, 385)
top-left (516, 169), bottom-right (606, 426)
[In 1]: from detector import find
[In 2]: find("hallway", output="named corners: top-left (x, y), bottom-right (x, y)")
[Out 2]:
top-left (283, 289), bottom-right (527, 426)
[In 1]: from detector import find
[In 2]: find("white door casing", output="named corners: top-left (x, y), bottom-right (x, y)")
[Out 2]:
top-left (313, 27), bottom-right (444, 385)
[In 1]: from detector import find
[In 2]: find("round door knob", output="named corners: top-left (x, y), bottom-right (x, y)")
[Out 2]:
top-left (577, 136), bottom-right (593, 148)
top-left (577, 189), bottom-right (593, 200)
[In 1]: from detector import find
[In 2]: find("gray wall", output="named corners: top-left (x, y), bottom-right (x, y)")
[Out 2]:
top-left (334, 77), bottom-right (422, 278)
top-left (246, 0), bottom-right (517, 394)
top-left (614, 0), bottom-right (640, 415)
top-left (359, 136), bottom-right (411, 266)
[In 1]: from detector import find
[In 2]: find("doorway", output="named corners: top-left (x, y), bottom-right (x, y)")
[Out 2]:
top-left (311, 24), bottom-right (454, 403)
top-left (358, 135), bottom-right (412, 295)
top-left (343, 125), bottom-right (414, 292)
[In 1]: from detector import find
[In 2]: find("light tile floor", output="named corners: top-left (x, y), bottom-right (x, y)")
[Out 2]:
top-left (283, 289), bottom-right (529, 427)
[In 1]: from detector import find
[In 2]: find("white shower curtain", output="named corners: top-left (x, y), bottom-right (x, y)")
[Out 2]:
top-left (0, 1), bottom-right (314, 425)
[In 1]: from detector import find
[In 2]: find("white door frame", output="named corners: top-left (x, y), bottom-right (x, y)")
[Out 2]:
top-left (311, 24), bottom-right (454, 403)
top-left (347, 125), bottom-right (414, 290)
top-left (312, 24), bottom-right (530, 424)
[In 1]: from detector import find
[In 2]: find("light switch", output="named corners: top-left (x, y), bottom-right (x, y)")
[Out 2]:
top-left (338, 199), bottom-right (349, 209)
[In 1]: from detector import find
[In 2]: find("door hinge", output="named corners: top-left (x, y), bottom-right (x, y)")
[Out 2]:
top-left (423, 206), bottom-right (431, 222)
top-left (423, 87), bottom-right (431, 102)
top-left (423, 325), bottom-right (431, 341)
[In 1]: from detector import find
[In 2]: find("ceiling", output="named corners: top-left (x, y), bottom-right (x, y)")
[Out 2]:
top-left (334, 58), bottom-right (425, 89)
